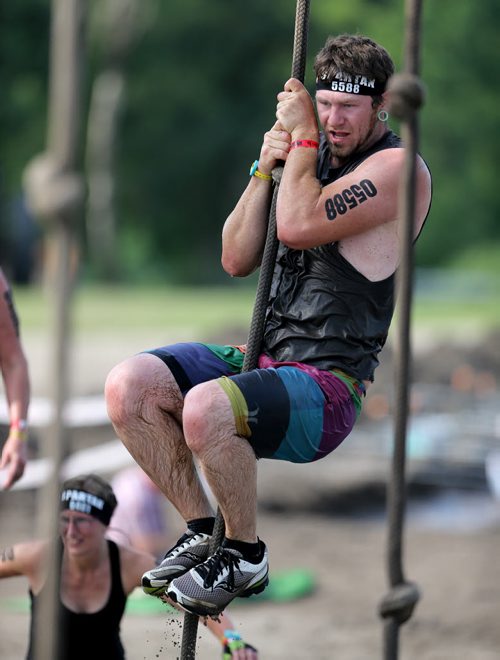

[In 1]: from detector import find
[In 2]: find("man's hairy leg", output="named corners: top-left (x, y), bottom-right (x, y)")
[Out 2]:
top-left (183, 381), bottom-right (258, 543)
top-left (105, 353), bottom-right (214, 522)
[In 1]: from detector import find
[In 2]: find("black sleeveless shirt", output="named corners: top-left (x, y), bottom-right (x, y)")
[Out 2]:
top-left (262, 131), bottom-right (402, 382)
top-left (27, 540), bottom-right (127, 660)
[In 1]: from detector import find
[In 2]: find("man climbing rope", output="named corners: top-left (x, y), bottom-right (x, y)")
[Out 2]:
top-left (105, 33), bottom-right (432, 618)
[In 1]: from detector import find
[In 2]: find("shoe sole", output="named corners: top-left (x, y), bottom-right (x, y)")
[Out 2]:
top-left (142, 569), bottom-right (190, 596)
top-left (141, 536), bottom-right (211, 598)
top-left (142, 582), bottom-right (169, 597)
top-left (142, 555), bottom-right (210, 596)
top-left (167, 570), bottom-right (269, 617)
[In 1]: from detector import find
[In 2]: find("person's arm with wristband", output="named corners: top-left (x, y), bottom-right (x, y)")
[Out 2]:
top-left (222, 120), bottom-right (291, 278)
top-left (198, 607), bottom-right (258, 658)
top-left (0, 268), bottom-right (31, 490)
top-left (220, 629), bottom-right (258, 659)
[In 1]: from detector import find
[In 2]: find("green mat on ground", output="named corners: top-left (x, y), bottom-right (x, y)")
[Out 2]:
top-left (1, 568), bottom-right (316, 616)
top-left (250, 567), bottom-right (316, 603)
top-left (127, 567), bottom-right (316, 615)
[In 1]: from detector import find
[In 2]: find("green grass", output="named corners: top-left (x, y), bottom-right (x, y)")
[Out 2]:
top-left (12, 284), bottom-right (256, 337)
top-left (412, 299), bottom-right (499, 327)
top-left (12, 272), bottom-right (500, 341)
top-left (410, 267), bottom-right (500, 337)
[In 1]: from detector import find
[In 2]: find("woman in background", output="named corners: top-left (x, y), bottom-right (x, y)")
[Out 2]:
top-left (0, 473), bottom-right (257, 659)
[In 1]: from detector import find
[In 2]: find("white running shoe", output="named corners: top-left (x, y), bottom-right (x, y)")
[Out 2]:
top-left (167, 540), bottom-right (269, 616)
top-left (142, 531), bottom-right (211, 596)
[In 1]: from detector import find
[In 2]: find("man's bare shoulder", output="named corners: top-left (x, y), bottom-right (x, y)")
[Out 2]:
top-left (348, 145), bottom-right (405, 177)
top-left (338, 147), bottom-right (431, 281)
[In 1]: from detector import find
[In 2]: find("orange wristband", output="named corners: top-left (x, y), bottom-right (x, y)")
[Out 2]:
top-left (289, 139), bottom-right (319, 151)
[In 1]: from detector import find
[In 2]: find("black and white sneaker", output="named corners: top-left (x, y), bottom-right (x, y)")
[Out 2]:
top-left (142, 531), bottom-right (211, 596)
top-left (166, 540), bottom-right (269, 616)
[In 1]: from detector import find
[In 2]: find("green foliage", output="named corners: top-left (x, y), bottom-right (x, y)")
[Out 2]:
top-left (0, 1), bottom-right (49, 194)
top-left (446, 242), bottom-right (500, 274)
top-left (1, 0), bottom-right (500, 283)
top-left (417, 0), bottom-right (500, 265)
top-left (114, 0), bottom-right (300, 283)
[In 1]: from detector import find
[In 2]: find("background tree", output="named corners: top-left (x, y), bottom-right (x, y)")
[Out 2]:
top-left (1, 0), bottom-right (499, 284)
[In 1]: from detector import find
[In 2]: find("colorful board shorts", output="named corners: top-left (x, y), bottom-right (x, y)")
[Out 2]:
top-left (144, 342), bottom-right (365, 464)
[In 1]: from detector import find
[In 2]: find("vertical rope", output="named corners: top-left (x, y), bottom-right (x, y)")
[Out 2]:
top-left (242, 0), bottom-right (310, 374)
top-left (378, 0), bottom-right (426, 657)
top-left (179, 2), bottom-right (310, 658)
top-left (22, 1), bottom-right (87, 658)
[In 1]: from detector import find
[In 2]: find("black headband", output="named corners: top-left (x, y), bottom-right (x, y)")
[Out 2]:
top-left (316, 71), bottom-right (386, 96)
top-left (60, 488), bottom-right (114, 526)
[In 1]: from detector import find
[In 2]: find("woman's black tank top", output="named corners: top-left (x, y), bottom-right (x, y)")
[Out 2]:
top-left (27, 540), bottom-right (127, 660)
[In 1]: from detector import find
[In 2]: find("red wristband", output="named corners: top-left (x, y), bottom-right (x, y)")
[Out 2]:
top-left (10, 419), bottom-right (28, 431)
top-left (10, 419), bottom-right (28, 440)
top-left (289, 139), bottom-right (319, 151)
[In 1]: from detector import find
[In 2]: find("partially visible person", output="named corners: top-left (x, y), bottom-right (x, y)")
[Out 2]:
top-left (0, 473), bottom-right (258, 659)
top-left (107, 465), bottom-right (258, 659)
top-left (108, 465), bottom-right (176, 557)
top-left (0, 267), bottom-right (30, 490)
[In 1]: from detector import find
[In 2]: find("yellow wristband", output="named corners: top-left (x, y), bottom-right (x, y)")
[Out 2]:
top-left (249, 160), bottom-right (272, 181)
top-left (10, 419), bottom-right (28, 440)
top-left (10, 428), bottom-right (28, 441)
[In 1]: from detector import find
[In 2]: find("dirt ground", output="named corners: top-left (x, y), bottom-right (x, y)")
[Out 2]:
top-left (1, 327), bottom-right (500, 659)
top-left (1, 484), bottom-right (500, 660)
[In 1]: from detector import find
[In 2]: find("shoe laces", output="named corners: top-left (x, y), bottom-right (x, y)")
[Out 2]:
top-left (196, 547), bottom-right (241, 589)
top-left (163, 532), bottom-right (200, 560)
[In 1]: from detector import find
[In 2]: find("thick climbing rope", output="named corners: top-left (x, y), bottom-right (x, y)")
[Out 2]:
top-left (22, 1), bottom-right (87, 658)
top-left (179, 2), bottom-right (311, 658)
top-left (378, 0), bottom-right (426, 658)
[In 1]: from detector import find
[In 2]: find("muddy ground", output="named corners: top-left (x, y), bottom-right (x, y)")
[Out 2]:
top-left (1, 327), bottom-right (499, 659)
